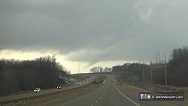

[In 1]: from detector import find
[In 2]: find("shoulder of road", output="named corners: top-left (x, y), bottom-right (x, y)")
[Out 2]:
top-left (119, 83), bottom-right (188, 106)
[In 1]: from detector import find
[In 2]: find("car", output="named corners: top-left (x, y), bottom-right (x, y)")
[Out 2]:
top-left (34, 88), bottom-right (41, 93)
top-left (111, 81), bottom-right (113, 82)
top-left (56, 86), bottom-right (61, 89)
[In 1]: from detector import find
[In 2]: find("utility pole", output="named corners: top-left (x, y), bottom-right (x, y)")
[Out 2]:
top-left (98, 64), bottom-right (99, 72)
top-left (119, 62), bottom-right (120, 71)
top-left (150, 61), bottom-right (153, 84)
top-left (159, 50), bottom-right (161, 63)
top-left (165, 55), bottom-right (167, 86)
top-left (143, 64), bottom-right (145, 85)
top-left (156, 52), bottom-right (158, 63)
top-left (78, 64), bottom-right (80, 74)
top-left (127, 63), bottom-right (129, 73)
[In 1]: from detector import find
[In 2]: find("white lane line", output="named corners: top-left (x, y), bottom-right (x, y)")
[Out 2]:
top-left (58, 84), bottom-right (105, 106)
top-left (113, 82), bottom-right (140, 106)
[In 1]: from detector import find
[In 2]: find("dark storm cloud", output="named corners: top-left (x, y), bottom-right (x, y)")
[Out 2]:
top-left (1, 0), bottom-right (188, 64)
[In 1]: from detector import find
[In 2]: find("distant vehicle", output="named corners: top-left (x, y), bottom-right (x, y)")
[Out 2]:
top-left (67, 82), bottom-right (71, 85)
top-left (34, 88), bottom-right (41, 93)
top-left (84, 79), bottom-right (88, 82)
top-left (65, 80), bottom-right (71, 85)
top-left (56, 86), bottom-right (62, 89)
top-left (111, 81), bottom-right (113, 82)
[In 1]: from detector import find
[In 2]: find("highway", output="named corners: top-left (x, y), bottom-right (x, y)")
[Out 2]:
top-left (0, 75), bottom-right (97, 104)
top-left (0, 74), bottom-right (182, 106)
top-left (57, 74), bottom-right (179, 106)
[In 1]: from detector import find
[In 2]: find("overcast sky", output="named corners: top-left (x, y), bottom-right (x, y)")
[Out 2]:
top-left (0, 0), bottom-right (188, 73)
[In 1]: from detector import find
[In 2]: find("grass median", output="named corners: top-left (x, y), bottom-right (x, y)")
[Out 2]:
top-left (0, 78), bottom-right (104, 106)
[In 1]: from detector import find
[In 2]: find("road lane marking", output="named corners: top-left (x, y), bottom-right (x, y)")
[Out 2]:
top-left (58, 82), bottom-right (107, 106)
top-left (113, 83), bottom-right (140, 106)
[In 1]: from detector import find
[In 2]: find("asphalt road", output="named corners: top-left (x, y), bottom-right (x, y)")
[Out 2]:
top-left (57, 74), bottom-right (179, 106)
top-left (0, 75), bottom-right (97, 103)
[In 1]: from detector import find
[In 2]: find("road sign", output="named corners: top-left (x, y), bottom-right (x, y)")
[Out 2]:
top-left (133, 75), bottom-right (138, 81)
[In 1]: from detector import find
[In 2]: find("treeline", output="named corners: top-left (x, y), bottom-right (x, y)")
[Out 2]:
top-left (113, 63), bottom-right (167, 85)
top-left (168, 46), bottom-right (188, 86)
top-left (90, 67), bottom-right (112, 73)
top-left (0, 56), bottom-right (69, 96)
top-left (112, 63), bottom-right (153, 85)
top-left (113, 46), bottom-right (188, 86)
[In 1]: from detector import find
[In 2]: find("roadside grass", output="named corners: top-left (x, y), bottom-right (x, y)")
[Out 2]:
top-left (0, 76), bottom-right (105, 106)
top-left (122, 83), bottom-right (188, 106)
top-left (0, 83), bottom-right (102, 106)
